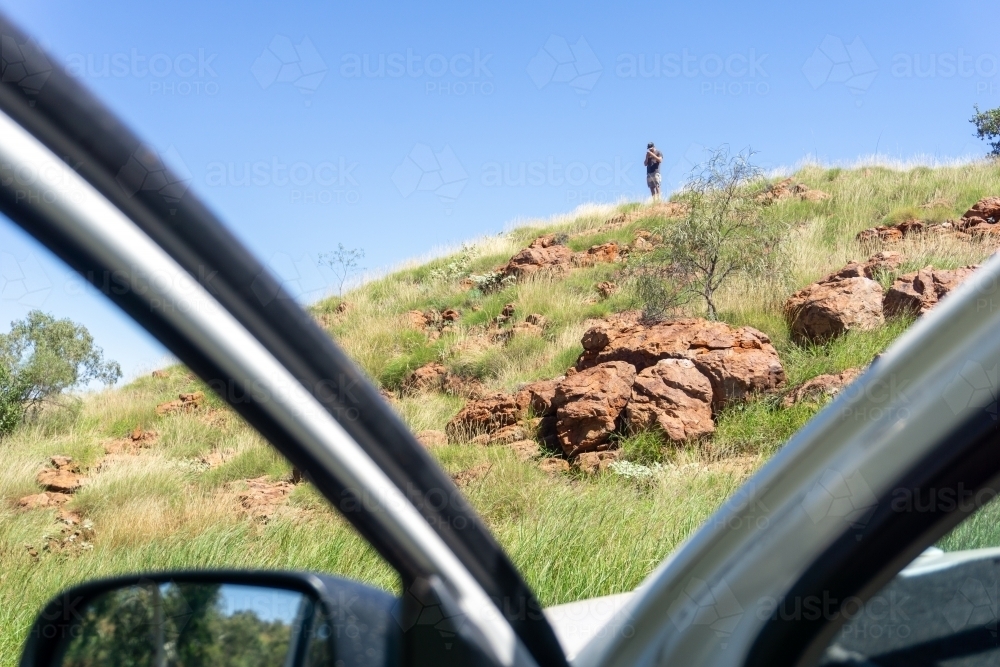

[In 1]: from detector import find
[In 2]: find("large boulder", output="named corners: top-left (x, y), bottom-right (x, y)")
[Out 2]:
top-left (625, 358), bottom-right (714, 442)
top-left (554, 361), bottom-right (636, 455)
top-left (784, 263), bottom-right (885, 343)
top-left (502, 236), bottom-right (574, 278)
top-left (576, 318), bottom-right (784, 409)
top-left (883, 265), bottom-right (978, 317)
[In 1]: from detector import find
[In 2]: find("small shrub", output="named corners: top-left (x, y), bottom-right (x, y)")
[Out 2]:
top-left (468, 271), bottom-right (515, 293)
top-left (429, 247), bottom-right (474, 282)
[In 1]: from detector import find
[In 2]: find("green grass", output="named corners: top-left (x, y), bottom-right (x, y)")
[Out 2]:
top-left (3, 162), bottom-right (1000, 664)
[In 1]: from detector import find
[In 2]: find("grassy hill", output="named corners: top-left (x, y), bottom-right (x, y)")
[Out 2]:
top-left (2, 161), bottom-right (1000, 663)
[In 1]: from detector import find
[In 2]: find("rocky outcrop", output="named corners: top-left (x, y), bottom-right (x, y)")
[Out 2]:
top-left (403, 363), bottom-right (450, 392)
top-left (625, 359), bottom-right (714, 442)
top-left (883, 265), bottom-right (978, 317)
top-left (576, 318), bottom-right (784, 408)
top-left (36, 456), bottom-right (83, 494)
top-left (856, 197), bottom-right (1000, 243)
top-left (446, 317), bottom-right (786, 454)
top-left (784, 262), bottom-right (885, 343)
top-left (833, 252), bottom-right (903, 280)
top-left (501, 235), bottom-right (621, 279)
top-left (573, 242), bottom-right (620, 267)
top-left (156, 391), bottom-right (205, 416)
top-left (575, 450), bottom-right (621, 475)
top-left (596, 281), bottom-right (617, 298)
top-left (553, 361), bottom-right (636, 455)
top-left (782, 368), bottom-right (861, 407)
top-left (446, 392), bottom-right (526, 440)
top-left (501, 236), bottom-right (574, 278)
top-left (959, 196), bottom-right (1000, 230)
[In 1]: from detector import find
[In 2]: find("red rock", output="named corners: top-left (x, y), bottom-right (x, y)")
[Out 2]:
top-left (539, 457), bottom-right (570, 475)
top-left (404, 363), bottom-right (450, 393)
top-left (783, 368), bottom-right (861, 406)
top-left (784, 265), bottom-right (885, 343)
top-left (446, 392), bottom-right (528, 441)
top-left (798, 187), bottom-right (830, 201)
top-left (406, 310), bottom-right (430, 330)
top-left (960, 196), bottom-right (1000, 227)
top-left (525, 313), bottom-right (548, 328)
top-left (554, 361), bottom-right (636, 455)
top-left (441, 308), bottom-right (461, 322)
top-left (37, 468), bottom-right (83, 494)
top-left (471, 424), bottom-right (526, 446)
top-left (509, 439), bottom-right (540, 461)
top-left (515, 378), bottom-right (561, 417)
top-left (576, 318), bottom-right (784, 408)
top-left (575, 450), bottom-right (621, 475)
top-left (529, 234), bottom-right (564, 249)
top-left (502, 243), bottom-right (574, 278)
top-left (828, 252), bottom-right (903, 280)
top-left (856, 219), bottom-right (926, 243)
top-left (573, 242), bottom-right (620, 267)
top-left (236, 476), bottom-right (294, 520)
top-left (625, 358), bottom-right (715, 442)
top-left (883, 265), bottom-right (979, 317)
top-left (156, 391), bottom-right (205, 416)
top-left (596, 281), bottom-right (617, 298)
top-left (510, 321), bottom-right (544, 338)
top-left (50, 455), bottom-right (76, 471)
top-left (18, 492), bottom-right (72, 509)
top-left (451, 463), bottom-right (492, 487)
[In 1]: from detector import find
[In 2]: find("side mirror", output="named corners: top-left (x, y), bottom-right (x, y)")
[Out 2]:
top-left (20, 571), bottom-right (399, 667)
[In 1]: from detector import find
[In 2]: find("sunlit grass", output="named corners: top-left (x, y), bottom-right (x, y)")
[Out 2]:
top-left (4, 163), bottom-right (1000, 664)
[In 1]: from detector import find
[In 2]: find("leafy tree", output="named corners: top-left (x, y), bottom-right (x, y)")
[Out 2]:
top-left (627, 147), bottom-right (787, 320)
top-left (971, 104), bottom-right (1000, 157)
top-left (0, 310), bottom-right (121, 434)
top-left (319, 244), bottom-right (365, 296)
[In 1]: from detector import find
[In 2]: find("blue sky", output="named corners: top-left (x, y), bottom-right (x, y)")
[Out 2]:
top-left (1, 0), bottom-right (997, 379)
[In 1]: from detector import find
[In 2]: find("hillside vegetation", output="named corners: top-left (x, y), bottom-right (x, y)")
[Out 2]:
top-left (3, 162), bottom-right (1000, 663)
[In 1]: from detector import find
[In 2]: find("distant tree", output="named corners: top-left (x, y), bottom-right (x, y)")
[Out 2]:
top-left (0, 310), bottom-right (121, 434)
top-left (628, 147), bottom-right (787, 320)
top-left (971, 104), bottom-right (1000, 157)
top-left (319, 244), bottom-right (366, 296)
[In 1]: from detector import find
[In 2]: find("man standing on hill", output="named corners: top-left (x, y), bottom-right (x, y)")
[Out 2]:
top-left (644, 142), bottom-right (663, 199)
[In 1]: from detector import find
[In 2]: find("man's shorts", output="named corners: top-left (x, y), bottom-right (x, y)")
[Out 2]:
top-left (647, 172), bottom-right (661, 191)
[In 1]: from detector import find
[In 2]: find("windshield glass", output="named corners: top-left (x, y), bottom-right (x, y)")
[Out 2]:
top-left (0, 3), bottom-right (997, 664)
